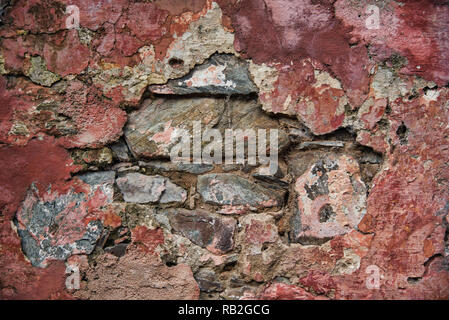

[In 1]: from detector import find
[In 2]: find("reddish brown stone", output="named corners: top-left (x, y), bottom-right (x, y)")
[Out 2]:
top-left (75, 247), bottom-right (200, 300)
top-left (166, 208), bottom-right (236, 255)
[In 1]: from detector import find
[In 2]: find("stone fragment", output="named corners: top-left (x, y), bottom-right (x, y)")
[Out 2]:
top-left (125, 96), bottom-right (288, 160)
top-left (117, 173), bottom-right (165, 204)
top-left (116, 173), bottom-right (186, 204)
top-left (77, 171), bottom-right (116, 203)
top-left (165, 208), bottom-right (236, 254)
top-left (194, 269), bottom-right (223, 292)
top-left (252, 165), bottom-right (288, 188)
top-left (216, 98), bottom-right (290, 152)
top-left (75, 247), bottom-right (199, 300)
top-left (197, 173), bottom-right (283, 214)
top-left (150, 54), bottom-right (257, 95)
top-left (297, 141), bottom-right (345, 150)
top-left (110, 139), bottom-right (131, 162)
top-left (124, 97), bottom-right (225, 159)
top-left (139, 160), bottom-right (214, 174)
top-left (24, 56), bottom-right (61, 87)
top-left (291, 154), bottom-right (366, 243)
top-left (14, 179), bottom-right (112, 267)
top-left (241, 214), bottom-right (278, 246)
top-left (72, 147), bottom-right (113, 167)
top-left (160, 180), bottom-right (188, 204)
top-left (104, 243), bottom-right (128, 257)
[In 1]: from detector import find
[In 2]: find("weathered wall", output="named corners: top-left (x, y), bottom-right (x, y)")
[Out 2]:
top-left (0, 0), bottom-right (448, 300)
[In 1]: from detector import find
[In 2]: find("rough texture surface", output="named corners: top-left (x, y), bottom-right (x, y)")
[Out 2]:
top-left (0, 0), bottom-right (448, 301)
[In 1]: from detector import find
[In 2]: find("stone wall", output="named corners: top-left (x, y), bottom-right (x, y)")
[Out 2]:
top-left (0, 0), bottom-right (448, 300)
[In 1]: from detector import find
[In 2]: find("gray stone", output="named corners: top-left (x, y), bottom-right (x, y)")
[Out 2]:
top-left (77, 171), bottom-right (116, 202)
top-left (194, 269), bottom-right (223, 292)
top-left (104, 243), bottom-right (129, 257)
top-left (110, 139), bottom-right (131, 162)
top-left (297, 141), bottom-right (345, 150)
top-left (160, 180), bottom-right (188, 204)
top-left (124, 96), bottom-right (288, 161)
top-left (116, 173), bottom-right (186, 204)
top-left (149, 54), bottom-right (258, 95)
top-left (25, 56), bottom-right (61, 87)
top-left (124, 97), bottom-right (225, 159)
top-left (290, 154), bottom-right (367, 243)
top-left (15, 184), bottom-right (104, 267)
top-left (197, 173), bottom-right (284, 214)
top-left (139, 160), bottom-right (214, 174)
top-left (164, 208), bottom-right (236, 254)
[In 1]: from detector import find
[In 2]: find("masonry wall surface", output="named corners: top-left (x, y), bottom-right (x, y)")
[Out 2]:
top-left (0, 0), bottom-right (448, 300)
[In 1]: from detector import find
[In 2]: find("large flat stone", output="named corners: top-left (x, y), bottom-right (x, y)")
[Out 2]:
top-left (149, 54), bottom-right (258, 95)
top-left (124, 96), bottom-right (289, 160)
top-left (290, 154), bottom-right (367, 244)
top-left (124, 97), bottom-right (225, 159)
top-left (116, 172), bottom-right (186, 204)
top-left (165, 208), bottom-right (236, 254)
top-left (197, 173), bottom-right (284, 214)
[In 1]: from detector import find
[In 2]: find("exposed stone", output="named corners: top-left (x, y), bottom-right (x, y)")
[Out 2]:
top-left (104, 243), bottom-right (128, 257)
top-left (77, 171), bottom-right (116, 203)
top-left (240, 214), bottom-right (279, 246)
top-left (150, 54), bottom-right (257, 95)
top-left (110, 139), bottom-right (131, 162)
top-left (139, 160), bottom-right (214, 174)
top-left (125, 96), bottom-right (289, 160)
top-left (116, 173), bottom-right (186, 204)
top-left (194, 269), bottom-right (223, 292)
top-left (297, 141), bottom-right (345, 150)
top-left (160, 180), bottom-right (188, 204)
top-left (197, 173), bottom-right (284, 214)
top-left (15, 179), bottom-right (111, 267)
top-left (124, 97), bottom-right (225, 159)
top-left (216, 98), bottom-right (290, 152)
top-left (71, 147), bottom-right (114, 168)
top-left (165, 208), bottom-right (236, 254)
top-left (291, 154), bottom-right (366, 243)
top-left (1, 0), bottom-right (448, 301)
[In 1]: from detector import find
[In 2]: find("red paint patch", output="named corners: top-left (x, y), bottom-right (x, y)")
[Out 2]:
top-left (131, 226), bottom-right (165, 255)
top-left (0, 136), bottom-right (77, 219)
